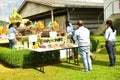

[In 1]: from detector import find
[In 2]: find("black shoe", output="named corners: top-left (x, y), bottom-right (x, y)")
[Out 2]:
top-left (89, 69), bottom-right (92, 71)
top-left (110, 64), bottom-right (115, 67)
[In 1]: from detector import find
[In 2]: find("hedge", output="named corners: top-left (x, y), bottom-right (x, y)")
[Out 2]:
top-left (0, 47), bottom-right (60, 67)
top-left (0, 43), bottom-right (9, 48)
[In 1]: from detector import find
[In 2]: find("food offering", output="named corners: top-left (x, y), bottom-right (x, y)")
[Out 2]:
top-left (47, 21), bottom-right (60, 31)
top-left (32, 42), bottom-right (39, 49)
top-left (17, 20), bottom-right (44, 36)
top-left (65, 33), bottom-right (69, 42)
top-left (41, 43), bottom-right (51, 49)
top-left (0, 26), bottom-right (8, 35)
top-left (8, 8), bottom-right (73, 50)
top-left (9, 8), bottom-right (22, 23)
top-left (53, 21), bottom-right (60, 31)
top-left (39, 40), bottom-right (73, 49)
top-left (9, 8), bottom-right (33, 36)
top-left (0, 28), bottom-right (2, 35)
top-left (37, 21), bottom-right (44, 31)
top-left (24, 19), bottom-right (32, 27)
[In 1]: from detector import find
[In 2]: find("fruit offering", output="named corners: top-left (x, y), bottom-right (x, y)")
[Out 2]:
top-left (30, 26), bottom-right (35, 34)
top-left (2, 26), bottom-right (8, 35)
top-left (65, 33), bottom-right (70, 42)
top-left (32, 42), bottom-right (39, 49)
top-left (37, 21), bottom-right (44, 31)
top-left (9, 8), bottom-right (22, 23)
top-left (41, 43), bottom-right (51, 49)
top-left (53, 21), bottom-right (60, 31)
top-left (0, 28), bottom-right (2, 35)
top-left (24, 20), bottom-right (32, 26)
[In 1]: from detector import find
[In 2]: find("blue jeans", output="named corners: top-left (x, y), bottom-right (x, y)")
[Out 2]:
top-left (9, 39), bottom-right (16, 49)
top-left (106, 41), bottom-right (116, 66)
top-left (79, 46), bottom-right (92, 71)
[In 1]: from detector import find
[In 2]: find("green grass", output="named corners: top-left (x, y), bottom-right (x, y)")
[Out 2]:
top-left (0, 36), bottom-right (120, 80)
top-left (0, 46), bottom-right (120, 80)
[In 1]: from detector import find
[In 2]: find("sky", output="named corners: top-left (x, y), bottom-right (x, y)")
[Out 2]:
top-left (0, 0), bottom-right (23, 21)
top-left (0, 0), bottom-right (103, 22)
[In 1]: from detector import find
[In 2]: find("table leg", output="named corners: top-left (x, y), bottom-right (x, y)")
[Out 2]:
top-left (40, 52), bottom-right (45, 73)
top-left (33, 51), bottom-right (45, 73)
top-left (73, 48), bottom-right (76, 64)
top-left (68, 48), bottom-right (70, 64)
top-left (76, 49), bottom-right (79, 65)
top-left (66, 49), bottom-right (68, 63)
top-left (65, 48), bottom-right (71, 64)
top-left (73, 48), bottom-right (79, 65)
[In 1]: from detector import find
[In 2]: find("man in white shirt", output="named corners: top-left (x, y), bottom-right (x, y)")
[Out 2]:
top-left (104, 20), bottom-right (116, 67)
top-left (74, 20), bottom-right (92, 72)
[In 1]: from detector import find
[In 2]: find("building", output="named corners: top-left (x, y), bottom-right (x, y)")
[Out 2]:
top-left (104, 0), bottom-right (120, 20)
top-left (18, 0), bottom-right (104, 30)
top-left (103, 0), bottom-right (120, 35)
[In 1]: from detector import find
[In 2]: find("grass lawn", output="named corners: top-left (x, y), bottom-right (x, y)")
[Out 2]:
top-left (0, 36), bottom-right (120, 80)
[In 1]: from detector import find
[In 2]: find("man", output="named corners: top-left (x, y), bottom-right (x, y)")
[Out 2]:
top-left (74, 20), bottom-right (92, 72)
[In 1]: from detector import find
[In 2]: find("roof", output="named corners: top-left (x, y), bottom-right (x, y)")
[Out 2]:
top-left (18, 0), bottom-right (103, 12)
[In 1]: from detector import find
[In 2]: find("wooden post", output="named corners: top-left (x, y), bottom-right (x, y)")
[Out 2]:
top-left (67, 9), bottom-right (70, 21)
top-left (51, 10), bottom-right (54, 22)
top-left (119, 0), bottom-right (120, 9)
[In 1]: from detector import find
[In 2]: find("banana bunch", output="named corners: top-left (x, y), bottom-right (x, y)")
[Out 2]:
top-left (2, 27), bottom-right (8, 35)
top-left (32, 43), bottom-right (39, 49)
top-left (31, 27), bottom-right (35, 34)
top-left (53, 21), bottom-right (60, 31)
top-left (65, 33), bottom-right (70, 43)
top-left (37, 21), bottom-right (44, 31)
top-left (0, 28), bottom-right (2, 35)
top-left (9, 8), bottom-right (22, 23)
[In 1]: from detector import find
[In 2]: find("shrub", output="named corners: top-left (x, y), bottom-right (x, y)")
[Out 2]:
top-left (90, 37), bottom-right (100, 52)
top-left (0, 47), bottom-right (60, 67)
top-left (113, 18), bottom-right (120, 35)
top-left (0, 43), bottom-right (9, 48)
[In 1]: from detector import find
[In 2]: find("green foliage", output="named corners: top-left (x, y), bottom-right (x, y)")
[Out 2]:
top-left (0, 20), bottom-right (9, 27)
top-left (90, 36), bottom-right (120, 52)
top-left (113, 18), bottom-right (120, 35)
top-left (0, 47), bottom-right (60, 67)
top-left (90, 37), bottom-right (100, 52)
top-left (0, 43), bottom-right (9, 48)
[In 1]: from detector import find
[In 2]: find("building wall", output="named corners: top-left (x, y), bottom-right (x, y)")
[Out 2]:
top-left (104, 0), bottom-right (120, 20)
top-left (19, 2), bottom-right (53, 18)
top-left (19, 2), bottom-right (103, 30)
top-left (55, 15), bottom-right (66, 30)
top-left (69, 8), bottom-right (103, 29)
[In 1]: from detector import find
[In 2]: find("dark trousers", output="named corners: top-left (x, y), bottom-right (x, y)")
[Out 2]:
top-left (106, 41), bottom-right (116, 66)
top-left (9, 39), bottom-right (16, 49)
